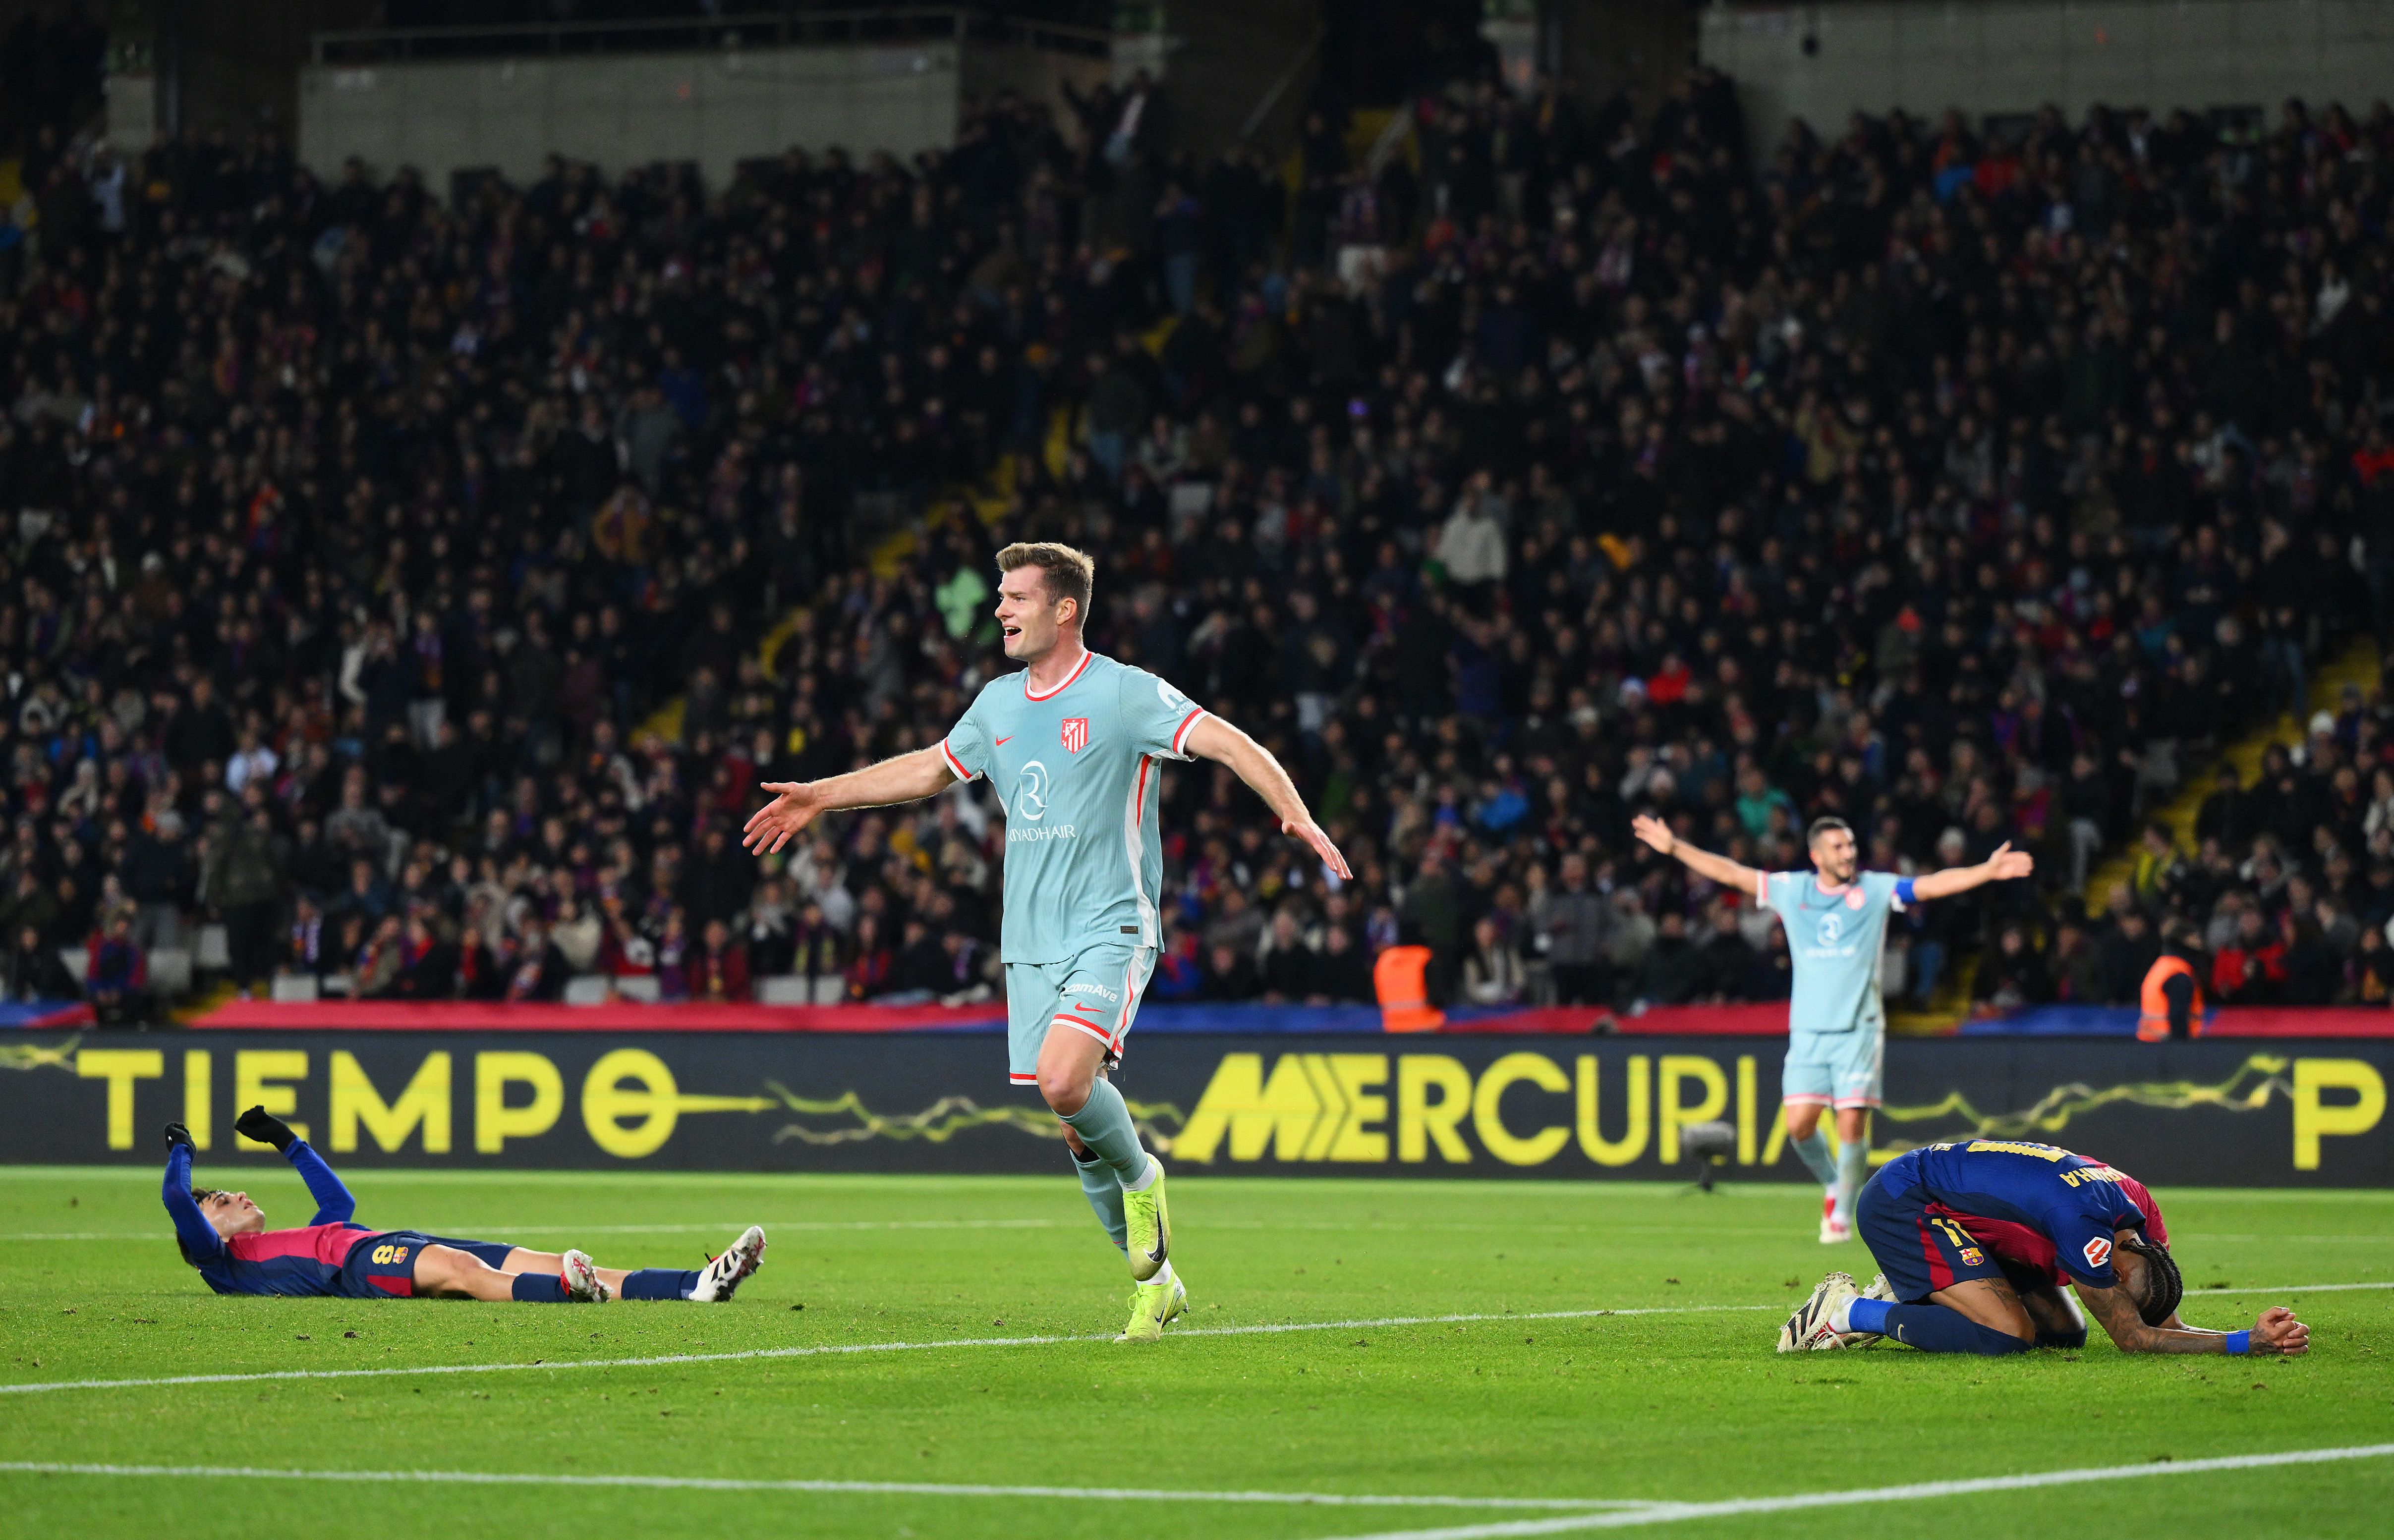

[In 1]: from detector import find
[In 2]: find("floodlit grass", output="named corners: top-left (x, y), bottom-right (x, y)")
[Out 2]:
top-left (3, 1166), bottom-right (2391, 1538)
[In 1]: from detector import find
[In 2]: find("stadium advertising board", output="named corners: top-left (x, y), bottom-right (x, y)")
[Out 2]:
top-left (7, 1032), bottom-right (2387, 1186)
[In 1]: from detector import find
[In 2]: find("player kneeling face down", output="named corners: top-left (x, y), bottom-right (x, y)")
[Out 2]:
top-left (1781, 1138), bottom-right (2308, 1357)
top-left (164, 1108), bottom-right (766, 1304)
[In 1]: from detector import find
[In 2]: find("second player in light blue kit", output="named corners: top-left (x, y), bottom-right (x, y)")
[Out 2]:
top-left (1632, 812), bottom-right (2032, 1242)
top-left (744, 542), bottom-right (1350, 1340)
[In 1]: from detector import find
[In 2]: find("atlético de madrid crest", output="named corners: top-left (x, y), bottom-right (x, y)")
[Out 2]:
top-left (1062, 717), bottom-right (1089, 754)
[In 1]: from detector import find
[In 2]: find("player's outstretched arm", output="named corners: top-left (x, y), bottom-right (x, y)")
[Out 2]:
top-left (160, 1123), bottom-right (225, 1264)
top-left (742, 746), bottom-right (958, 855)
top-left (239, 1105), bottom-right (358, 1223)
top-left (2074, 1280), bottom-right (2309, 1355)
top-left (1631, 813), bottom-right (1763, 897)
top-left (1909, 840), bottom-right (2035, 901)
top-left (1184, 715), bottom-right (1352, 880)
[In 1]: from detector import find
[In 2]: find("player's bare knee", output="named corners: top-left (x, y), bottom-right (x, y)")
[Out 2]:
top-left (1038, 1064), bottom-right (1091, 1115)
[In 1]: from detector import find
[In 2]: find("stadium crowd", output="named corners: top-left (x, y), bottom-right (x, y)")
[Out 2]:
top-left (3, 63), bottom-right (2394, 1023)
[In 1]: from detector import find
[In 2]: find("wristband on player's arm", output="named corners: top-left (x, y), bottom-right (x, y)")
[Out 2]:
top-left (2223, 1329), bottom-right (2251, 1355)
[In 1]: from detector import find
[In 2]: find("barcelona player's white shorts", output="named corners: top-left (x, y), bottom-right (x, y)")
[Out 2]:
top-left (1781, 1025), bottom-right (1884, 1110)
top-left (1004, 941), bottom-right (1155, 1087)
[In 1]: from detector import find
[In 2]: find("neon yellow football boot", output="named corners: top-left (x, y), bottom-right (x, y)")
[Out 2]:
top-left (1120, 1156), bottom-right (1171, 1281)
top-left (1117, 1267), bottom-right (1188, 1343)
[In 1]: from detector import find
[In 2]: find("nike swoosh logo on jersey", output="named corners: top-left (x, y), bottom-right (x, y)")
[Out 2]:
top-left (995, 735), bottom-right (1014, 745)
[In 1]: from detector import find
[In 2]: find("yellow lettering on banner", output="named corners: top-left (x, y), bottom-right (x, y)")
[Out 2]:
top-left (1657, 1055), bottom-right (1728, 1163)
top-left (233, 1051), bottom-right (309, 1145)
top-left (331, 1052), bottom-right (452, 1154)
top-left (475, 1051), bottom-right (564, 1153)
top-left (1324, 1055), bottom-right (1389, 1161)
top-left (1575, 1055), bottom-right (1649, 1165)
top-left (183, 1050), bottom-right (212, 1150)
top-left (1174, 1054), bottom-right (1321, 1163)
top-left (2292, 1058), bottom-right (2386, 1171)
top-left (77, 1048), bottom-right (163, 1151)
top-left (1762, 1100), bottom-right (1791, 1166)
top-left (582, 1049), bottom-right (685, 1158)
top-left (1299, 1055), bottom-right (1349, 1161)
top-left (1735, 1055), bottom-right (1758, 1165)
top-left (1396, 1055), bottom-right (1474, 1163)
top-left (1473, 1052), bottom-right (1570, 1166)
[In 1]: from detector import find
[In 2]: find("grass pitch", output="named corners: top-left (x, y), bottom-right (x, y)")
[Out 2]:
top-left (2, 1166), bottom-right (2390, 1539)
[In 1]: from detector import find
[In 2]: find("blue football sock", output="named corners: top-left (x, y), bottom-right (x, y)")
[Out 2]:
top-left (620, 1268), bottom-right (702, 1301)
top-left (1832, 1139), bottom-right (1868, 1225)
top-left (1057, 1077), bottom-right (1149, 1185)
top-left (1867, 1301), bottom-right (2033, 1355)
top-left (512, 1271), bottom-right (568, 1302)
top-left (1790, 1129), bottom-right (1838, 1189)
top-left (1074, 1148), bottom-right (1129, 1253)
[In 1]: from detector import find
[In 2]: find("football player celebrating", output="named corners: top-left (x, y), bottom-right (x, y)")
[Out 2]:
top-left (744, 541), bottom-right (1349, 1342)
top-left (1780, 1137), bottom-right (2310, 1357)
top-left (1633, 813), bottom-right (2034, 1243)
top-left (164, 1108), bottom-right (765, 1304)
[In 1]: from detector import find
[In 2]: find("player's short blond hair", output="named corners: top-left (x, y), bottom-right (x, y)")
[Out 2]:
top-left (996, 542), bottom-right (1095, 616)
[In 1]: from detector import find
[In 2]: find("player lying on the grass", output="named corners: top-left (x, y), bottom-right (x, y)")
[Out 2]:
top-left (1781, 1136), bottom-right (2309, 1357)
top-left (163, 1108), bottom-right (766, 1304)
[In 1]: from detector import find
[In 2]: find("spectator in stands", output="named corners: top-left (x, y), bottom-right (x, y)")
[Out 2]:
top-left (1530, 853), bottom-right (1609, 1005)
top-left (1461, 915), bottom-right (1525, 1005)
top-left (1256, 907), bottom-right (1315, 1002)
top-left (85, 915), bottom-right (149, 1025)
top-left (203, 795), bottom-right (285, 1000)
top-left (694, 917), bottom-right (751, 1003)
top-left (4, 921), bottom-right (77, 1002)
top-left (844, 915), bottom-right (894, 1001)
top-left (1201, 940), bottom-right (1262, 1001)
top-left (1973, 923), bottom-right (2050, 1013)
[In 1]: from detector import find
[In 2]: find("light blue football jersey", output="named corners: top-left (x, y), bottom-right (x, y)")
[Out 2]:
top-left (1761, 869), bottom-right (1903, 1036)
top-left (941, 650), bottom-right (1208, 964)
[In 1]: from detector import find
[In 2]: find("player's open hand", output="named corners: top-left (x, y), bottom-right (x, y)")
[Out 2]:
top-left (1283, 818), bottom-right (1353, 881)
top-left (2251, 1306), bottom-right (2309, 1356)
top-left (742, 782), bottom-right (822, 855)
top-left (1983, 841), bottom-right (2034, 881)
top-left (1630, 813), bottom-right (1675, 855)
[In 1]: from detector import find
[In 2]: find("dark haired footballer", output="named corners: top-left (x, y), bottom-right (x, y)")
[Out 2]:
top-left (1781, 1137), bottom-right (2310, 1357)
top-left (163, 1107), bottom-right (766, 1304)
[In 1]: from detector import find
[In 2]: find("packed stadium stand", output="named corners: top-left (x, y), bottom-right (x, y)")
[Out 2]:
top-left (3, 60), bottom-right (2393, 1024)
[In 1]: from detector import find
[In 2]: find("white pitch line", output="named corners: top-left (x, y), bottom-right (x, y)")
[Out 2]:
top-left (3, 1281), bottom-right (2385, 1399)
top-left (0, 1303), bottom-right (1778, 1397)
top-left (0, 1461), bottom-right (1652, 1511)
top-left (1312, 1443), bottom-right (2394, 1540)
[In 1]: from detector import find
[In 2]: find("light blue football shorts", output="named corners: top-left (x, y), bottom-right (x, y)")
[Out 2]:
top-left (1780, 1026), bottom-right (1885, 1110)
top-left (1004, 941), bottom-right (1156, 1087)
